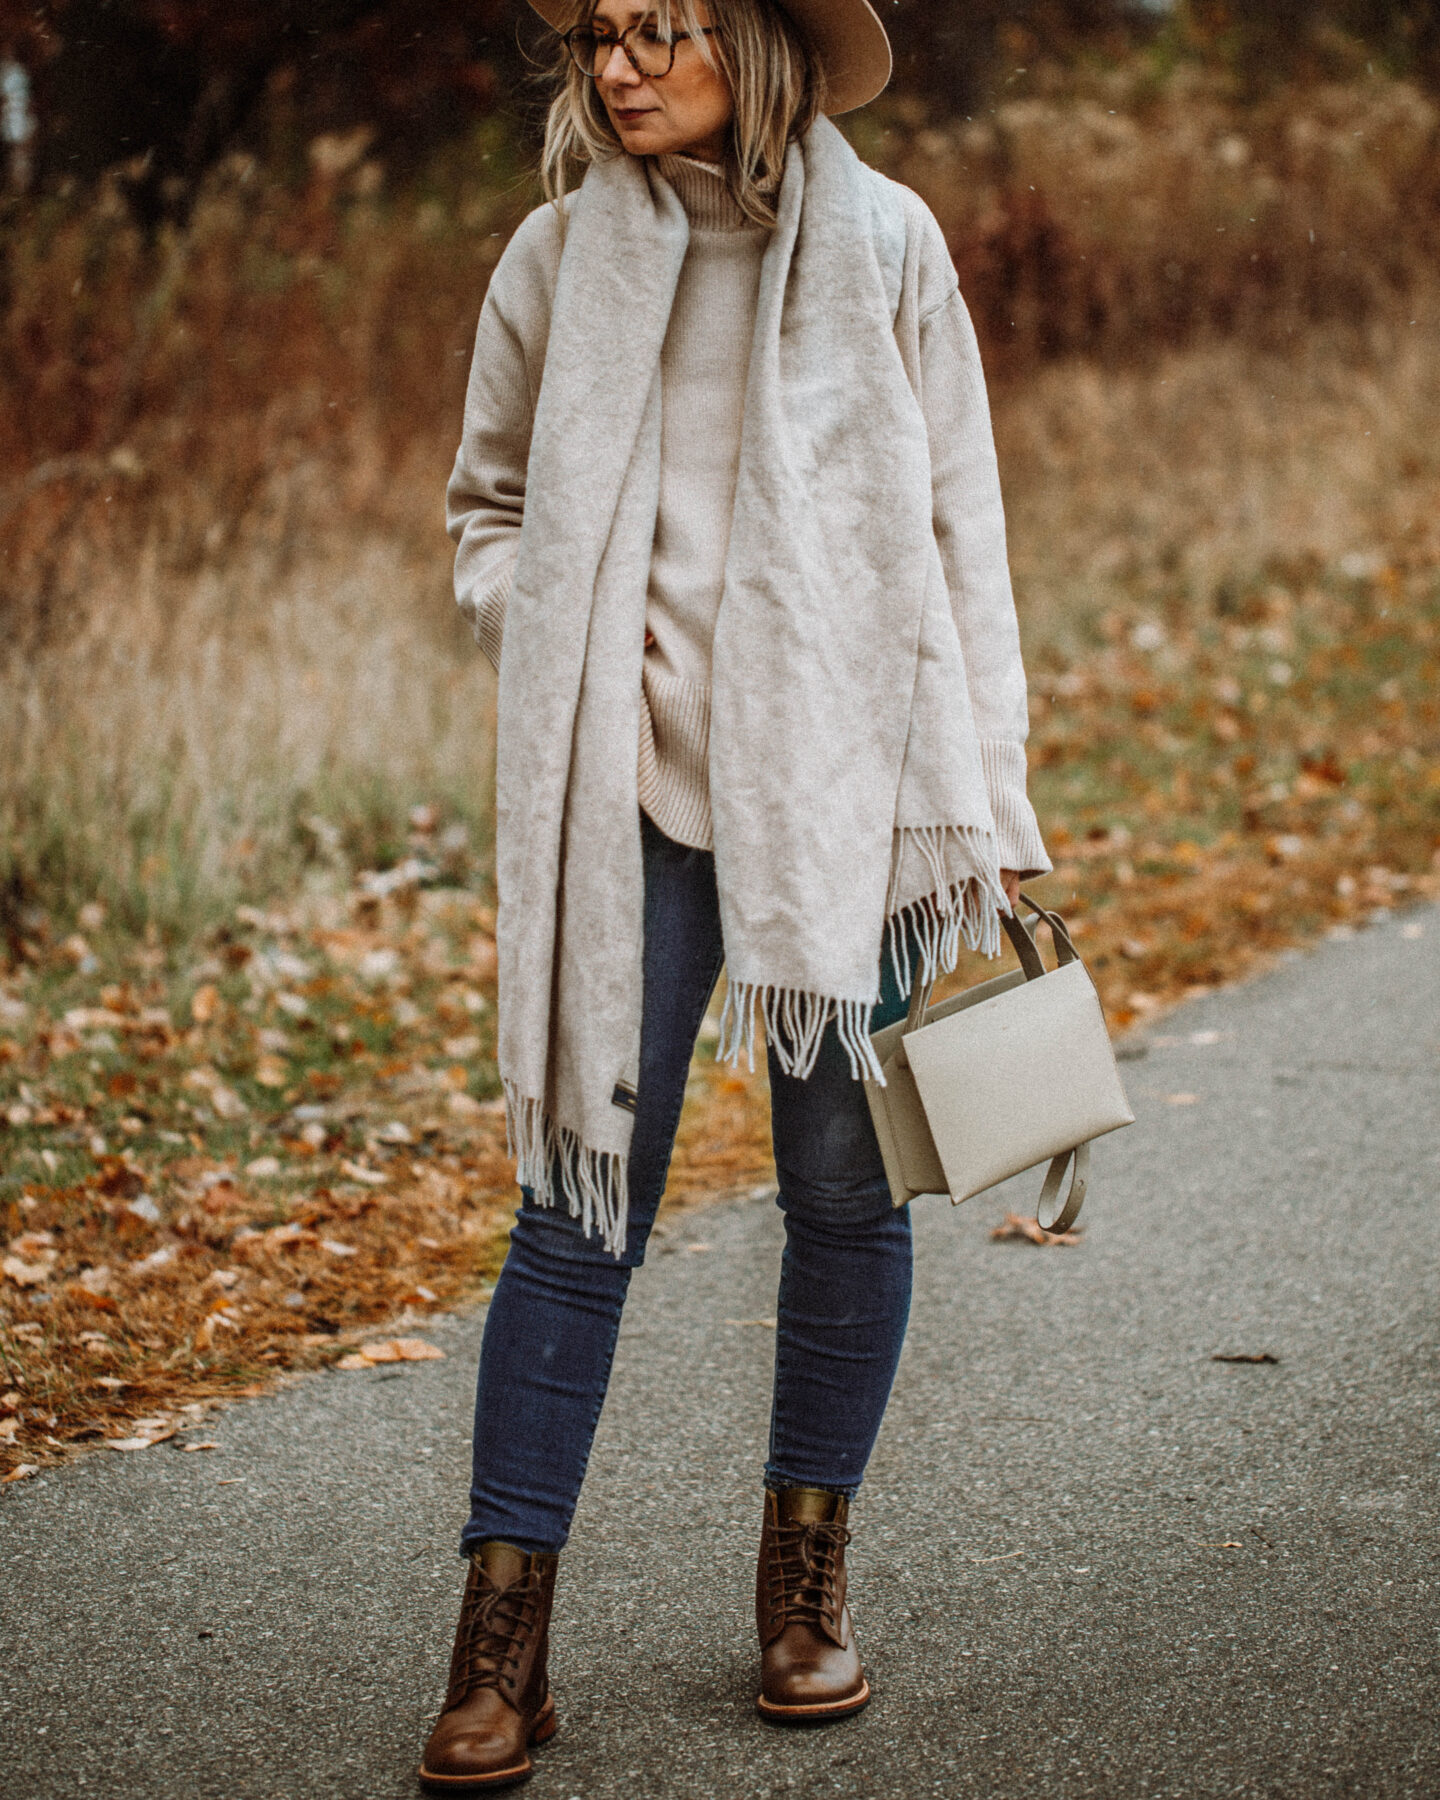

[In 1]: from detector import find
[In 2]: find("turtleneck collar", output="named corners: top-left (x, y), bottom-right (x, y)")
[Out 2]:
top-left (654, 154), bottom-right (757, 233)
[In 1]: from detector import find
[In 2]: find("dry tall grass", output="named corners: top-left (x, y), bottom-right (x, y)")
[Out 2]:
top-left (0, 529), bottom-right (495, 940)
top-left (999, 318), bottom-right (1440, 650)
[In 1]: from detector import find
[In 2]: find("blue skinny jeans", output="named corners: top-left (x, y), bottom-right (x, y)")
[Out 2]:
top-left (462, 816), bottom-right (914, 1556)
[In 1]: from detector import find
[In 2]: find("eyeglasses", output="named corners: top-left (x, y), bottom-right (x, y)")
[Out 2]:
top-left (562, 19), bottom-right (719, 79)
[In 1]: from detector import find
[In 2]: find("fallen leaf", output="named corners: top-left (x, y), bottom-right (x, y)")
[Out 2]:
top-left (339, 1160), bottom-right (388, 1186)
top-left (131, 1244), bottom-right (177, 1274)
top-left (320, 1239), bottom-right (358, 1258)
top-left (990, 1213), bottom-right (1083, 1247)
top-left (63, 1006), bottom-right (126, 1032)
top-left (446, 1092), bottom-right (484, 1119)
top-left (191, 983), bottom-right (221, 1024)
top-left (0, 1418), bottom-right (21, 1442)
top-left (194, 1307), bottom-right (241, 1350)
top-left (1211, 1352), bottom-right (1279, 1365)
top-left (67, 1285), bottom-right (120, 1313)
top-left (106, 1428), bottom-right (177, 1451)
top-left (180, 1441), bottom-right (220, 1453)
top-left (346, 1337), bottom-right (446, 1366)
top-left (0, 1463), bottom-right (38, 1483)
top-left (253, 1056), bottom-right (288, 1090)
top-left (209, 1084), bottom-right (247, 1121)
top-left (1165, 1092), bottom-right (1199, 1105)
top-left (3, 1252), bottom-right (56, 1288)
top-left (264, 1223), bottom-right (317, 1248)
top-left (334, 1353), bottom-right (372, 1370)
top-left (244, 1155), bottom-right (281, 1178)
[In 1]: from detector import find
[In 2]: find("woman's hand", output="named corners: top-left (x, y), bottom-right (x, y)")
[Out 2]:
top-left (1000, 868), bottom-right (1021, 911)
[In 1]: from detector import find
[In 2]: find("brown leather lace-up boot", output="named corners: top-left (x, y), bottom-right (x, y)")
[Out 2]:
top-left (755, 1486), bottom-right (870, 1722)
top-left (418, 1542), bottom-right (559, 1792)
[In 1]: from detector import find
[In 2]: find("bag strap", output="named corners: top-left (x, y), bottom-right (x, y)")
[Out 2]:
top-left (1036, 1140), bottom-right (1088, 1235)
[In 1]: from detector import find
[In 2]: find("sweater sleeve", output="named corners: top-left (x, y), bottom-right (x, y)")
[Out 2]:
top-left (917, 251), bottom-right (1050, 879)
top-left (446, 260), bottom-right (539, 673)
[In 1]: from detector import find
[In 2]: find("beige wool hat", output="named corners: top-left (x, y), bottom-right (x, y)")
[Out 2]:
top-left (526, 0), bottom-right (893, 115)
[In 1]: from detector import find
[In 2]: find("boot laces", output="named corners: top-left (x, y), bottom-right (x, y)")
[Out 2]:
top-left (450, 1571), bottom-right (542, 1705)
top-left (771, 1520), bottom-right (849, 1633)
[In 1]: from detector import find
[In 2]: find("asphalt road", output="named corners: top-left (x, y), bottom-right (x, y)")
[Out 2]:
top-left (3, 907), bottom-right (1439, 1800)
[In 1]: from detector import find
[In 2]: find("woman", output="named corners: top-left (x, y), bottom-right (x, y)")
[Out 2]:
top-left (422, 0), bottom-right (1049, 1785)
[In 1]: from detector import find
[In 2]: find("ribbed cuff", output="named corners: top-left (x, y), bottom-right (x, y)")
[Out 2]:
top-left (460, 560), bottom-right (513, 673)
top-left (637, 667), bottom-right (713, 851)
top-left (978, 739), bottom-right (1050, 878)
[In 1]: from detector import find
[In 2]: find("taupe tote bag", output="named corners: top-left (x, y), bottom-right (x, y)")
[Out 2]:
top-left (863, 895), bottom-right (1133, 1229)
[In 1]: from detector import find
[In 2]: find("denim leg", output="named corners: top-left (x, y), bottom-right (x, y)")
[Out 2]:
top-left (462, 817), bottom-right (725, 1554)
top-left (763, 932), bottom-right (916, 1497)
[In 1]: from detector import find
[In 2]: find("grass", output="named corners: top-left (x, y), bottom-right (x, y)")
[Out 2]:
top-left (1, 532), bottom-right (496, 944)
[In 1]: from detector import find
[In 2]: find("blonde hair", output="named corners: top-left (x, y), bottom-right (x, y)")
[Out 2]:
top-left (540, 0), bottom-right (825, 227)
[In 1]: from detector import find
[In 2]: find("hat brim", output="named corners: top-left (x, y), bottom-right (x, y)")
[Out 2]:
top-left (524, 0), bottom-right (892, 116)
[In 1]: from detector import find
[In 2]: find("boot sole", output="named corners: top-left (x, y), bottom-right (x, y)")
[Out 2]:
top-left (756, 1678), bottom-right (871, 1725)
top-left (417, 1696), bottom-right (558, 1792)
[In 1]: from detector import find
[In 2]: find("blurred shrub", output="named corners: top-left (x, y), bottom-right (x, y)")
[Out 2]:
top-left (0, 119), bottom-right (531, 631)
top-left (859, 65), bottom-right (1440, 369)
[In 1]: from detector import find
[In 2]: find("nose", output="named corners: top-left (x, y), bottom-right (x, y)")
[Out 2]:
top-left (598, 40), bottom-right (640, 84)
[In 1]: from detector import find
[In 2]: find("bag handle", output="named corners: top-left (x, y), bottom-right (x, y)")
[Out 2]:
top-left (1002, 891), bottom-right (1081, 975)
top-left (903, 890), bottom-right (1077, 1035)
top-left (899, 891), bottom-right (1091, 1232)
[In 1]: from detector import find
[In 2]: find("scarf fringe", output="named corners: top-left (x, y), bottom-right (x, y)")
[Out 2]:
top-left (884, 824), bottom-right (1008, 997)
top-left (717, 983), bottom-right (885, 1084)
top-left (503, 1079), bottom-right (630, 1258)
top-left (718, 826), bottom-right (1008, 1091)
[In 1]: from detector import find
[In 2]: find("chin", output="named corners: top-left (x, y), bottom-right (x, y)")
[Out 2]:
top-left (615, 123), bottom-right (673, 156)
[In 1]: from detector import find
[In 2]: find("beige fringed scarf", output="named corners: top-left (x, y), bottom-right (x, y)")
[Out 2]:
top-left (494, 117), bottom-right (1006, 1254)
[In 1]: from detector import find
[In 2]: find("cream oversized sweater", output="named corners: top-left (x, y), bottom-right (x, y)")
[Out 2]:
top-left (635, 157), bottom-right (766, 848)
top-left (450, 155), bottom-right (1048, 879)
